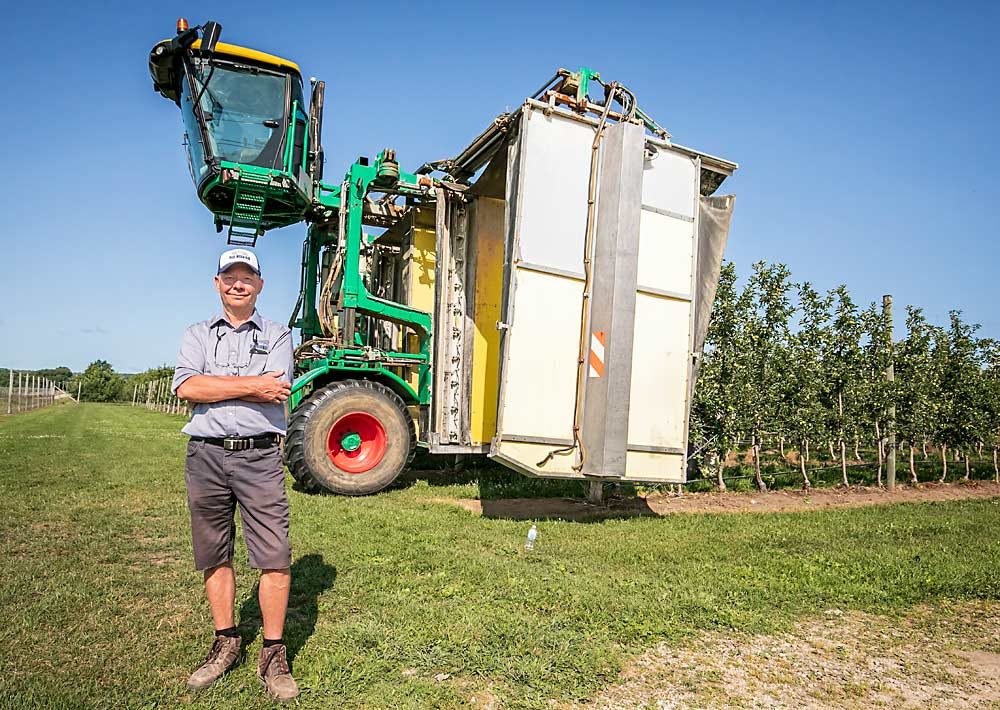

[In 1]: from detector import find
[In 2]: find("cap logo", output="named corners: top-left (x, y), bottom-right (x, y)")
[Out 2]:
top-left (218, 248), bottom-right (261, 275)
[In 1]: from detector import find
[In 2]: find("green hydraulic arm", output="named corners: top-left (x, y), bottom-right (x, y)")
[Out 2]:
top-left (289, 149), bottom-right (436, 407)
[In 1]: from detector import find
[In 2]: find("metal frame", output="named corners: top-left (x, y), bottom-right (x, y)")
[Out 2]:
top-left (523, 98), bottom-right (737, 179)
top-left (580, 121), bottom-right (645, 478)
top-left (682, 156), bottom-right (703, 471)
top-left (490, 107), bottom-right (531, 456)
top-left (287, 156), bottom-right (440, 410)
top-left (641, 204), bottom-right (694, 223)
top-left (428, 188), bottom-right (475, 446)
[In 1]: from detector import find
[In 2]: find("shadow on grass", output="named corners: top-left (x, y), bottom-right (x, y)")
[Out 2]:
top-left (402, 457), bottom-right (664, 521)
top-left (237, 553), bottom-right (336, 663)
top-left (475, 493), bottom-right (659, 521)
top-left (290, 451), bottom-right (663, 520)
top-left (396, 455), bottom-right (627, 500)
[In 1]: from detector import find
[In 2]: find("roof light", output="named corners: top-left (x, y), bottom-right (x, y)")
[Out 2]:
top-left (177, 18), bottom-right (189, 33)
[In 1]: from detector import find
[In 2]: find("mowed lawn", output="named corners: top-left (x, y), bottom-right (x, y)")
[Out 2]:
top-left (2, 404), bottom-right (1000, 709)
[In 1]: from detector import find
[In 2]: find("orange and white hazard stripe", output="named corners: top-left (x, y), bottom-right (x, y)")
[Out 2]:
top-left (588, 330), bottom-right (606, 378)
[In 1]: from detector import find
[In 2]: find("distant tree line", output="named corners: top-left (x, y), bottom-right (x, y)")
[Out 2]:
top-left (692, 261), bottom-right (1000, 490)
top-left (77, 361), bottom-right (174, 402)
top-left (2, 363), bottom-right (174, 403)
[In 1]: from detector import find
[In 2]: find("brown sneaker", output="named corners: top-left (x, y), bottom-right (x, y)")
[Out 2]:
top-left (258, 643), bottom-right (300, 702)
top-left (186, 635), bottom-right (242, 690)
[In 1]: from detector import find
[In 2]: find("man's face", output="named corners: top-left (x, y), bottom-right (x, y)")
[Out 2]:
top-left (214, 264), bottom-right (263, 312)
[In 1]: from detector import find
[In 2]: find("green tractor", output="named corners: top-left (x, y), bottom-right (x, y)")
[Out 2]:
top-left (149, 19), bottom-right (737, 496)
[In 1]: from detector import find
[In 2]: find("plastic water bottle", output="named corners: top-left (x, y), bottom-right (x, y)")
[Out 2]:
top-left (525, 524), bottom-right (538, 551)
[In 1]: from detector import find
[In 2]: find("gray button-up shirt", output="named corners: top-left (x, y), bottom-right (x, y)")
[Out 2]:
top-left (172, 310), bottom-right (294, 437)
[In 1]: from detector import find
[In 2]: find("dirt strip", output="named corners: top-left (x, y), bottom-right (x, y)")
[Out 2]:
top-left (566, 602), bottom-right (1000, 709)
top-left (436, 481), bottom-right (1000, 520)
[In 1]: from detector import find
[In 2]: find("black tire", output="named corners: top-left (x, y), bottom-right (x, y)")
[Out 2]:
top-left (285, 379), bottom-right (416, 495)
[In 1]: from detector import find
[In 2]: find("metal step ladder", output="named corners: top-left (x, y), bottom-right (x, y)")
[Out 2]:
top-left (226, 173), bottom-right (270, 246)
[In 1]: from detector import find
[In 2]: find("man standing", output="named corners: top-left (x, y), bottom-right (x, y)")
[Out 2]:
top-left (172, 248), bottom-right (299, 702)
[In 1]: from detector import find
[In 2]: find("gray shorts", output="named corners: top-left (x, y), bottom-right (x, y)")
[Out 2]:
top-left (184, 439), bottom-right (292, 571)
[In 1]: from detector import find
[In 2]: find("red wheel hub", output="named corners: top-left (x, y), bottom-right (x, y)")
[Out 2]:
top-left (326, 412), bottom-right (387, 474)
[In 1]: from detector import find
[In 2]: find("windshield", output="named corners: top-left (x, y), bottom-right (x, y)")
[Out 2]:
top-left (185, 60), bottom-right (288, 169)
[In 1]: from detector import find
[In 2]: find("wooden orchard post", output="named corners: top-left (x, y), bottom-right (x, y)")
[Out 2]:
top-left (884, 295), bottom-right (896, 492)
top-left (5, 369), bottom-right (12, 415)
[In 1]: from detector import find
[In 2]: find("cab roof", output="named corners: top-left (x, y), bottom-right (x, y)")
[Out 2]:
top-left (191, 40), bottom-right (301, 76)
top-left (149, 38), bottom-right (301, 103)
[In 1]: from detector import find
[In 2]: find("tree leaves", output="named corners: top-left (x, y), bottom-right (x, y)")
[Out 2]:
top-left (693, 262), bottom-right (999, 489)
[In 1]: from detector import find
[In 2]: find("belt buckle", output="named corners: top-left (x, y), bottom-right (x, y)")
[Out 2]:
top-left (223, 438), bottom-right (248, 451)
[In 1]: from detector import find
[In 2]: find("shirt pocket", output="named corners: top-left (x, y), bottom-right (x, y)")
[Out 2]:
top-left (244, 349), bottom-right (268, 376)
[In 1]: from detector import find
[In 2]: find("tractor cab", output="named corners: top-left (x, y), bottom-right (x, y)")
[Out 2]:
top-left (149, 21), bottom-right (322, 245)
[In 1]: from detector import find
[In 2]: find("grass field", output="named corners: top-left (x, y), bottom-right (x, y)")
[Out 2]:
top-left (2, 404), bottom-right (1000, 708)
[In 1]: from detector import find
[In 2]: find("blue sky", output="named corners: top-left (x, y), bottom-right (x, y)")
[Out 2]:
top-left (1, 1), bottom-right (997, 372)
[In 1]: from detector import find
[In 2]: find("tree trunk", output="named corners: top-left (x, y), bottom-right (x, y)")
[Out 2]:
top-left (963, 454), bottom-right (970, 481)
top-left (909, 445), bottom-right (918, 485)
top-left (715, 451), bottom-right (727, 492)
top-left (922, 440), bottom-right (929, 460)
top-left (752, 428), bottom-right (766, 492)
top-left (799, 442), bottom-right (811, 490)
top-left (993, 447), bottom-right (998, 484)
top-left (875, 421), bottom-right (883, 487)
top-left (840, 439), bottom-right (848, 486)
top-left (854, 436), bottom-right (861, 462)
top-left (939, 444), bottom-right (948, 483)
top-left (779, 437), bottom-right (785, 458)
top-left (954, 448), bottom-right (960, 462)
top-left (838, 392), bottom-right (847, 486)
top-left (977, 441), bottom-right (984, 458)
top-left (828, 440), bottom-right (835, 461)
top-left (805, 439), bottom-right (810, 463)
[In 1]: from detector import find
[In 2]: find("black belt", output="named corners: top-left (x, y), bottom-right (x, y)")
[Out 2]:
top-left (191, 434), bottom-right (280, 451)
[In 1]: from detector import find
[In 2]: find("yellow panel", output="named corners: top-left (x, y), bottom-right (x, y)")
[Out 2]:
top-left (405, 209), bottom-right (437, 391)
top-left (469, 199), bottom-right (506, 445)
top-left (190, 39), bottom-right (301, 76)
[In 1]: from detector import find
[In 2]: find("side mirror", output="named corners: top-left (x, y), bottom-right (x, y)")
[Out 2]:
top-left (307, 80), bottom-right (326, 181)
top-left (202, 21), bottom-right (223, 53)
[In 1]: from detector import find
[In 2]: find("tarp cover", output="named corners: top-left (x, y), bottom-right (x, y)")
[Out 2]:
top-left (692, 194), bottom-right (736, 358)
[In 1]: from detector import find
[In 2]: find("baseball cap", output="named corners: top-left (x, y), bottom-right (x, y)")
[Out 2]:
top-left (217, 248), bottom-right (261, 275)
